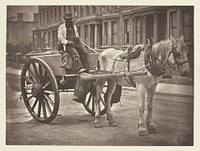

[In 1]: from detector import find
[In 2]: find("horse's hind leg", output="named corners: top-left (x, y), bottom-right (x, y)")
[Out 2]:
top-left (146, 86), bottom-right (157, 134)
top-left (106, 80), bottom-right (118, 127)
top-left (94, 79), bottom-right (106, 128)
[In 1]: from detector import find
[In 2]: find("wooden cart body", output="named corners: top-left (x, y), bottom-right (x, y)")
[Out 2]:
top-left (20, 52), bottom-right (121, 123)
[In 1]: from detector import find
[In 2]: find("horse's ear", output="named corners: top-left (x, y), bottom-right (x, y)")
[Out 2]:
top-left (179, 35), bottom-right (184, 41)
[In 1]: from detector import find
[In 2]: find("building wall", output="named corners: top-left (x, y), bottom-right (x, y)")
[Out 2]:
top-left (7, 13), bottom-right (38, 46)
top-left (32, 6), bottom-right (193, 76)
top-left (33, 6), bottom-right (193, 51)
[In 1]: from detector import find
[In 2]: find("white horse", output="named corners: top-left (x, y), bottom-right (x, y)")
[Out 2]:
top-left (94, 35), bottom-right (190, 136)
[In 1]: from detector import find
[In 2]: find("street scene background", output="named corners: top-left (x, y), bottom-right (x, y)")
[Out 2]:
top-left (5, 5), bottom-right (194, 146)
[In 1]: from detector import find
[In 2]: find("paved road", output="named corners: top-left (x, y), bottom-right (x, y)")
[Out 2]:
top-left (6, 74), bottom-right (193, 145)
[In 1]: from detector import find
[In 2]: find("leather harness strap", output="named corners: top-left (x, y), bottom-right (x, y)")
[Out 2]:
top-left (111, 55), bottom-right (137, 88)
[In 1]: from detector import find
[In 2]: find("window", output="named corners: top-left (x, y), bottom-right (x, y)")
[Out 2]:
top-left (104, 22), bottom-right (108, 45)
top-left (169, 11), bottom-right (178, 37)
top-left (100, 6), bottom-right (104, 13)
top-left (68, 6), bottom-right (71, 12)
top-left (48, 31), bottom-right (50, 47)
top-left (112, 6), bottom-right (120, 11)
top-left (111, 21), bottom-right (118, 45)
top-left (42, 11), bottom-right (45, 25)
top-left (64, 6), bottom-right (66, 15)
top-left (58, 6), bottom-right (61, 20)
top-left (50, 9), bottom-right (53, 23)
top-left (39, 12), bottom-right (42, 26)
top-left (74, 6), bottom-right (77, 17)
top-left (136, 16), bottom-right (143, 44)
top-left (183, 10), bottom-right (193, 42)
top-left (92, 6), bottom-right (96, 14)
top-left (86, 6), bottom-right (90, 16)
top-left (107, 6), bottom-right (111, 12)
top-left (124, 19), bottom-right (130, 44)
top-left (84, 25), bottom-right (89, 43)
top-left (54, 7), bottom-right (57, 22)
top-left (80, 6), bottom-right (83, 17)
top-left (46, 10), bottom-right (49, 25)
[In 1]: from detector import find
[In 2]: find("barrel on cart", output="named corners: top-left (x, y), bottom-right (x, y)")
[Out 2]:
top-left (20, 52), bottom-right (122, 123)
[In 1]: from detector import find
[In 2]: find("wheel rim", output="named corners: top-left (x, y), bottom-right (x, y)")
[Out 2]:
top-left (83, 83), bottom-right (112, 116)
top-left (20, 58), bottom-right (59, 123)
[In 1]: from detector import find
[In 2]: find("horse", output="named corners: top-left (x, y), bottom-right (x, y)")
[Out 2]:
top-left (94, 35), bottom-right (190, 136)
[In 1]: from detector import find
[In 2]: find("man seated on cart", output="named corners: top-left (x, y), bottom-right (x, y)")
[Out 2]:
top-left (57, 12), bottom-right (90, 103)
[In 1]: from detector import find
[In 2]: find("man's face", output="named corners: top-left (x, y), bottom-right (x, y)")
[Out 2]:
top-left (65, 19), bottom-right (72, 24)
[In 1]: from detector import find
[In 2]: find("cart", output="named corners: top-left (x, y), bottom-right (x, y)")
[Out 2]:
top-left (20, 51), bottom-right (116, 123)
top-left (20, 51), bottom-right (146, 123)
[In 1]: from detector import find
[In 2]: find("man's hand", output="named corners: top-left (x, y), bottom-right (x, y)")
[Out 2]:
top-left (68, 41), bottom-right (75, 46)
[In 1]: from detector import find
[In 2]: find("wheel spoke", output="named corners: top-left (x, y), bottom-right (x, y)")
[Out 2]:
top-left (100, 96), bottom-right (106, 107)
top-left (43, 81), bottom-right (51, 89)
top-left (44, 90), bottom-right (54, 95)
top-left (41, 71), bottom-right (48, 85)
top-left (37, 100), bottom-right (41, 118)
top-left (86, 92), bottom-right (92, 106)
top-left (39, 64), bottom-right (43, 81)
top-left (23, 76), bottom-right (34, 84)
top-left (26, 95), bottom-right (33, 102)
top-left (32, 62), bottom-right (40, 82)
top-left (41, 99), bottom-right (47, 118)
top-left (92, 95), bottom-right (95, 111)
top-left (44, 94), bottom-right (54, 106)
top-left (43, 97), bottom-right (52, 114)
top-left (27, 66), bottom-right (37, 83)
top-left (31, 99), bottom-right (38, 112)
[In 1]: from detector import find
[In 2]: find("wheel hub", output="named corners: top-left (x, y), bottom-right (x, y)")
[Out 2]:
top-left (32, 83), bottom-right (44, 98)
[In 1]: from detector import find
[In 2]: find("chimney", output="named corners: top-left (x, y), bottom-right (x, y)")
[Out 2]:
top-left (17, 13), bottom-right (23, 21)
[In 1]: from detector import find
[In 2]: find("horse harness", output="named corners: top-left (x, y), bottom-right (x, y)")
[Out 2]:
top-left (111, 42), bottom-right (188, 87)
top-left (144, 43), bottom-right (188, 76)
top-left (111, 47), bottom-right (145, 88)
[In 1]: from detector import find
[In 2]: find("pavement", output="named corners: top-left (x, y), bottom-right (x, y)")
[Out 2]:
top-left (6, 66), bottom-right (193, 97)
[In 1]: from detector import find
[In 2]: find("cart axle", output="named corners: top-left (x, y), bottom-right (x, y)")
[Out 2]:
top-left (32, 83), bottom-right (44, 98)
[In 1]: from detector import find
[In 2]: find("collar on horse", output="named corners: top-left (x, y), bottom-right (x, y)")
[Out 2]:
top-left (144, 42), bottom-right (188, 76)
top-left (144, 47), bottom-right (166, 76)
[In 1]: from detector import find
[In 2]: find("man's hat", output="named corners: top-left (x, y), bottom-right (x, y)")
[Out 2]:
top-left (63, 12), bottom-right (73, 20)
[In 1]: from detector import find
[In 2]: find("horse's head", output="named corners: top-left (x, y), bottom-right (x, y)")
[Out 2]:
top-left (169, 35), bottom-right (190, 76)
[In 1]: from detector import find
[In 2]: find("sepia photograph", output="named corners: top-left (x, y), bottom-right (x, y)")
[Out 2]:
top-left (3, 2), bottom-right (198, 149)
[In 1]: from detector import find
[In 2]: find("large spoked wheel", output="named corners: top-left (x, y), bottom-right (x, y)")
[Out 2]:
top-left (20, 58), bottom-right (60, 123)
top-left (83, 83), bottom-right (112, 116)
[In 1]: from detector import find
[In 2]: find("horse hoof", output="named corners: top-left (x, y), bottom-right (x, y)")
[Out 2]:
top-left (109, 121), bottom-right (118, 127)
top-left (139, 130), bottom-right (148, 136)
top-left (94, 123), bottom-right (101, 128)
top-left (147, 123), bottom-right (157, 134)
top-left (148, 128), bottom-right (157, 134)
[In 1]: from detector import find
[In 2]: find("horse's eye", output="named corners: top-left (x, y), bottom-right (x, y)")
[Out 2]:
top-left (173, 51), bottom-right (180, 58)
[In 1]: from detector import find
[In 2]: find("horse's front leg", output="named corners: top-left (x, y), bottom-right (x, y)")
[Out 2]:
top-left (146, 86), bottom-right (157, 134)
top-left (106, 80), bottom-right (118, 127)
top-left (94, 79), bottom-right (106, 128)
top-left (137, 84), bottom-right (148, 136)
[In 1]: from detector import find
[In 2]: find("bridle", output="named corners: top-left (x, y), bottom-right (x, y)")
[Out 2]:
top-left (144, 41), bottom-right (189, 76)
top-left (171, 45), bottom-right (189, 66)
